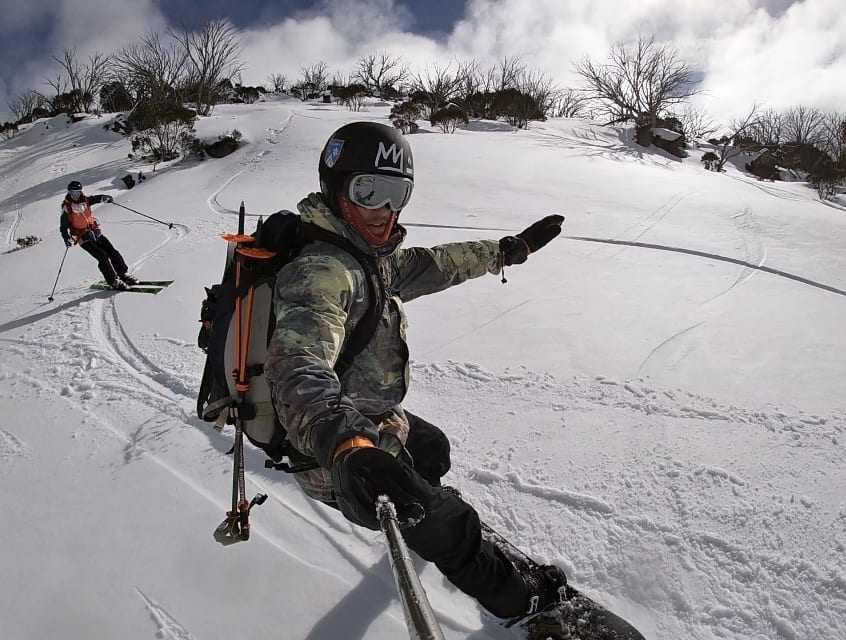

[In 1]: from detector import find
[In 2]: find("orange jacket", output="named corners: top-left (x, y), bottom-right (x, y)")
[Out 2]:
top-left (60, 194), bottom-right (108, 244)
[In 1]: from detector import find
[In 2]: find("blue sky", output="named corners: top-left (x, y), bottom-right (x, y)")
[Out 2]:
top-left (1, 0), bottom-right (843, 126)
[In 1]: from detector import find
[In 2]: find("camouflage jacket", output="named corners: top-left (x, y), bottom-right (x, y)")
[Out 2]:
top-left (265, 193), bottom-right (502, 501)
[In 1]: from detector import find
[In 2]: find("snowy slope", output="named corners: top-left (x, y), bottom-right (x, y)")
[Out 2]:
top-left (0, 97), bottom-right (844, 640)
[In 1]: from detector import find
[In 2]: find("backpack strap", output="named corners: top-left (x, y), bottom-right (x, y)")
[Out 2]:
top-left (298, 224), bottom-right (386, 376)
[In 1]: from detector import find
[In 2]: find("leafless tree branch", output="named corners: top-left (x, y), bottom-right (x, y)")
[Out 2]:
top-left (171, 18), bottom-right (244, 115)
top-left (354, 51), bottom-right (409, 98)
top-left (576, 35), bottom-right (698, 127)
top-left (714, 103), bottom-right (761, 171)
top-left (113, 30), bottom-right (187, 104)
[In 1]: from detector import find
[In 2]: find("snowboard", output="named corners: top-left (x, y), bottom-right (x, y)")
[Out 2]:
top-left (482, 523), bottom-right (646, 640)
top-left (90, 279), bottom-right (174, 295)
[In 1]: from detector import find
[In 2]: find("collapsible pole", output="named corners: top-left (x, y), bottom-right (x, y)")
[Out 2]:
top-left (48, 246), bottom-right (70, 302)
top-left (376, 496), bottom-right (445, 640)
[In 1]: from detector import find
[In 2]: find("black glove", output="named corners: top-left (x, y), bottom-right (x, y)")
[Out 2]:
top-left (64, 238), bottom-right (73, 247)
top-left (331, 446), bottom-right (423, 530)
top-left (500, 214), bottom-right (565, 266)
top-left (102, 195), bottom-right (114, 203)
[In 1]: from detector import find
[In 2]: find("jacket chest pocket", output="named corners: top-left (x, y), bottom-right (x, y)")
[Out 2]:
top-left (388, 295), bottom-right (409, 340)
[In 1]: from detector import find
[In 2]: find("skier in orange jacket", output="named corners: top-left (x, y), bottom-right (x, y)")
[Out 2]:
top-left (59, 180), bottom-right (137, 290)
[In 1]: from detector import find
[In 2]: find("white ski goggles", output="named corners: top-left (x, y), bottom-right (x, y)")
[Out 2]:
top-left (346, 174), bottom-right (413, 211)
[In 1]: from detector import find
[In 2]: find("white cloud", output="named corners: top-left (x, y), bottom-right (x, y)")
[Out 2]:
top-left (2, 0), bottom-right (844, 126)
top-left (697, 0), bottom-right (846, 116)
top-left (0, 0), bottom-right (167, 121)
top-left (441, 0), bottom-right (846, 122)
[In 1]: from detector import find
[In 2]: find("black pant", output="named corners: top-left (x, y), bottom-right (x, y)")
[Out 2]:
top-left (81, 235), bottom-right (128, 284)
top-left (397, 412), bottom-right (529, 619)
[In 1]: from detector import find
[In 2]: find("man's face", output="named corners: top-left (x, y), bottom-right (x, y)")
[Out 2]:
top-left (339, 196), bottom-right (397, 246)
top-left (354, 203), bottom-right (393, 237)
top-left (69, 190), bottom-right (83, 201)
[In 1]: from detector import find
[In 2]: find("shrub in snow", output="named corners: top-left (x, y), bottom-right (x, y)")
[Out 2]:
top-left (391, 100), bottom-right (423, 134)
top-left (0, 121), bottom-right (18, 140)
top-left (809, 168), bottom-right (844, 201)
top-left (129, 100), bottom-right (198, 169)
top-left (701, 151), bottom-right (720, 171)
top-left (491, 88), bottom-right (543, 130)
top-left (16, 235), bottom-right (41, 248)
top-left (746, 151), bottom-right (780, 181)
top-left (99, 81), bottom-right (133, 113)
top-left (430, 103), bottom-right (469, 134)
top-left (331, 83), bottom-right (369, 111)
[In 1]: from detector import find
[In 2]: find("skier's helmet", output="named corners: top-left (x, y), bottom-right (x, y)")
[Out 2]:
top-left (318, 122), bottom-right (414, 214)
top-left (67, 180), bottom-right (83, 192)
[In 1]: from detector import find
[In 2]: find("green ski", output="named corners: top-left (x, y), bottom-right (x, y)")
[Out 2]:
top-left (130, 280), bottom-right (174, 287)
top-left (88, 282), bottom-right (167, 295)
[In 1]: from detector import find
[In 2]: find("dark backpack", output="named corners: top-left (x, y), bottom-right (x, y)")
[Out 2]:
top-left (196, 210), bottom-right (384, 472)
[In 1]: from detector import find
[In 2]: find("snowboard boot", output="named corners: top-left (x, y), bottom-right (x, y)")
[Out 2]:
top-left (121, 274), bottom-right (139, 285)
top-left (508, 564), bottom-right (569, 627)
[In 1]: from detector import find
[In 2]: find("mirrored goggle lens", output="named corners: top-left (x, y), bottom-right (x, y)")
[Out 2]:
top-left (348, 174), bottom-right (413, 211)
top-left (69, 190), bottom-right (82, 196)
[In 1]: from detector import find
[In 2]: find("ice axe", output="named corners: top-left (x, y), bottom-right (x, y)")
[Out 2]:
top-left (110, 201), bottom-right (174, 229)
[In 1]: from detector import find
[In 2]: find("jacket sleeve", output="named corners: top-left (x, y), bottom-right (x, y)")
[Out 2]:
top-left (264, 252), bottom-right (378, 469)
top-left (88, 194), bottom-right (107, 205)
top-left (390, 239), bottom-right (502, 302)
top-left (59, 204), bottom-right (70, 242)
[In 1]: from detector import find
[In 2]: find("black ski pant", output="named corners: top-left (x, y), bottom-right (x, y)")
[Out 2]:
top-left (80, 235), bottom-right (128, 284)
top-left (394, 412), bottom-right (530, 619)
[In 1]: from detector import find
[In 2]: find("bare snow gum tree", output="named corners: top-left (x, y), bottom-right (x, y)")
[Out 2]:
top-left (576, 35), bottom-right (698, 132)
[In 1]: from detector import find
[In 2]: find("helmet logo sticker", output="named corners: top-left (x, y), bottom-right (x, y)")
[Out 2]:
top-left (324, 139), bottom-right (344, 168)
top-left (375, 142), bottom-right (413, 176)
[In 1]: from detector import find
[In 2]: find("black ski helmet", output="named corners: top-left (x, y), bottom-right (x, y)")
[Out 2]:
top-left (318, 122), bottom-right (413, 211)
top-left (67, 180), bottom-right (82, 191)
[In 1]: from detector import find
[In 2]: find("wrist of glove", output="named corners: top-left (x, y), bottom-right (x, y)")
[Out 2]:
top-left (500, 214), bottom-right (565, 266)
top-left (331, 441), bottom-right (423, 530)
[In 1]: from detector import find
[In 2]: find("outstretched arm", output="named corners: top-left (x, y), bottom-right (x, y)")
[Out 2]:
top-left (391, 240), bottom-right (501, 302)
top-left (88, 194), bottom-right (113, 205)
top-left (391, 214), bottom-right (564, 301)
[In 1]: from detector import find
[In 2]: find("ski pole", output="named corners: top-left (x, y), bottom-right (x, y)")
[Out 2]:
top-left (48, 246), bottom-right (70, 302)
top-left (376, 496), bottom-right (444, 640)
top-left (110, 201), bottom-right (174, 229)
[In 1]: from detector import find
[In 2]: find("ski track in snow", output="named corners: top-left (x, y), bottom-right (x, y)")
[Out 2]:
top-left (206, 109), bottom-right (294, 219)
top-left (409, 361), bottom-right (846, 640)
top-left (3, 113), bottom-right (844, 640)
top-left (136, 589), bottom-right (197, 640)
top-left (726, 174), bottom-right (809, 203)
top-left (0, 200), bottom-right (23, 250)
top-left (2, 201), bottom-right (22, 246)
top-left (5, 289), bottom-right (846, 639)
top-left (622, 191), bottom-right (690, 247)
top-left (636, 206), bottom-right (768, 375)
top-left (206, 171), bottom-right (244, 216)
top-left (0, 423), bottom-right (29, 460)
